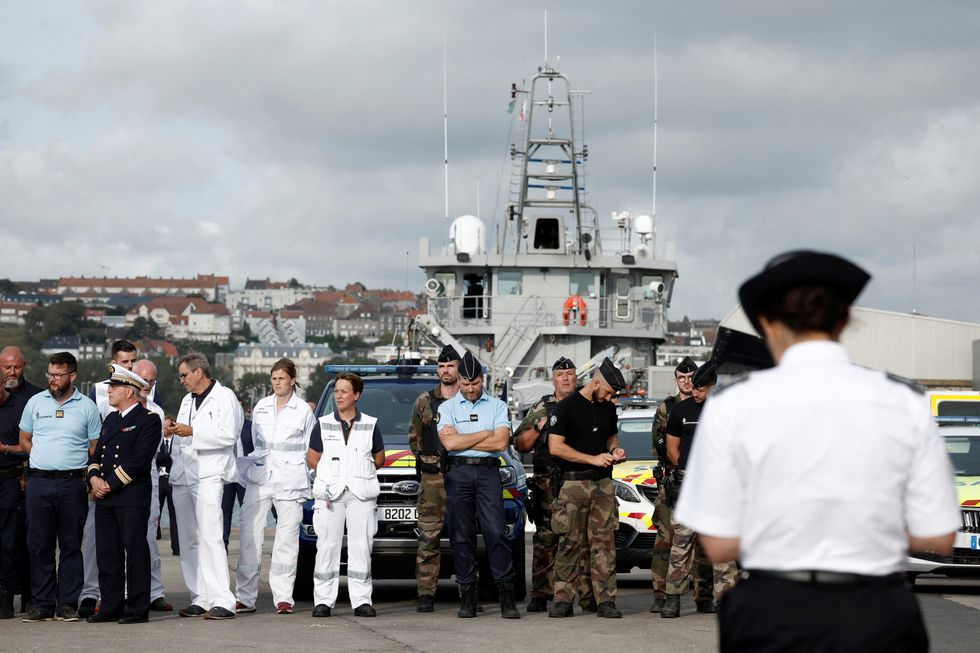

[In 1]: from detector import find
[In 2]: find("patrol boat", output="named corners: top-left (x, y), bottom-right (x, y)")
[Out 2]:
top-left (411, 56), bottom-right (679, 410)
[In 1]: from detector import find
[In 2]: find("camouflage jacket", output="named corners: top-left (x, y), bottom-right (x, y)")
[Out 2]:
top-left (652, 394), bottom-right (678, 468)
top-left (516, 394), bottom-right (558, 471)
top-left (408, 385), bottom-right (450, 456)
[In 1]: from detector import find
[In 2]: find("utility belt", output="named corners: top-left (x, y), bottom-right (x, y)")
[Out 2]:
top-left (446, 456), bottom-right (500, 468)
top-left (561, 469), bottom-right (610, 481)
top-left (28, 468), bottom-right (86, 480)
top-left (417, 452), bottom-right (445, 475)
top-left (744, 569), bottom-right (905, 587)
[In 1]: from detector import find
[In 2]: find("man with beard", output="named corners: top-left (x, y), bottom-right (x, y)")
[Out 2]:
top-left (408, 344), bottom-right (460, 612)
top-left (18, 352), bottom-right (101, 622)
top-left (0, 346), bottom-right (42, 618)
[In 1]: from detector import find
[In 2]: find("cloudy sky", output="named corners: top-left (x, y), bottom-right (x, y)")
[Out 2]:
top-left (3, 1), bottom-right (979, 322)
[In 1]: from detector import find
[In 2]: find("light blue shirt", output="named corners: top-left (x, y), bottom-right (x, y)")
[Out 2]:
top-left (437, 390), bottom-right (510, 458)
top-left (19, 388), bottom-right (101, 471)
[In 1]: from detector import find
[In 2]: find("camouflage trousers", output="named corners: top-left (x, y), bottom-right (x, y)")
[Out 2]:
top-left (665, 519), bottom-right (738, 600)
top-left (529, 473), bottom-right (594, 604)
top-left (552, 477), bottom-right (617, 605)
top-left (415, 471), bottom-right (446, 596)
top-left (650, 484), bottom-right (673, 597)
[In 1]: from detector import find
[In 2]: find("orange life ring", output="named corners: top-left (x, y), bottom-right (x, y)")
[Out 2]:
top-left (562, 295), bottom-right (587, 326)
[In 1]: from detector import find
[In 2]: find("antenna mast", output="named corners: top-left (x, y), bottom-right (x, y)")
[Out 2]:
top-left (443, 36), bottom-right (450, 242)
top-left (652, 36), bottom-right (659, 238)
top-left (544, 10), bottom-right (548, 65)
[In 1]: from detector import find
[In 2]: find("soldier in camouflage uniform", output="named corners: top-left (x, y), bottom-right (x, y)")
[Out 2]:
top-left (514, 357), bottom-right (594, 614)
top-left (547, 359), bottom-right (627, 619)
top-left (649, 356), bottom-right (697, 613)
top-left (408, 345), bottom-right (460, 612)
top-left (662, 362), bottom-right (738, 618)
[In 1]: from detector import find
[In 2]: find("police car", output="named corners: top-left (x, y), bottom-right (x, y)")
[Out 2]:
top-left (906, 418), bottom-right (980, 583)
top-left (294, 365), bottom-right (528, 601)
top-left (611, 407), bottom-right (660, 572)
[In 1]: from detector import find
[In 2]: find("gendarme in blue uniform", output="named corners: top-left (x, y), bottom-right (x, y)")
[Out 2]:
top-left (437, 391), bottom-right (510, 458)
top-left (19, 389), bottom-right (101, 471)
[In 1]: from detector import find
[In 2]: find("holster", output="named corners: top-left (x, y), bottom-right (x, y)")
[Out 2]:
top-left (665, 468), bottom-right (684, 507)
top-left (550, 466), bottom-right (564, 497)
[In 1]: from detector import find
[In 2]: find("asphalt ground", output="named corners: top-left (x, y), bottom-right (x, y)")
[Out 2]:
top-left (2, 529), bottom-right (978, 652)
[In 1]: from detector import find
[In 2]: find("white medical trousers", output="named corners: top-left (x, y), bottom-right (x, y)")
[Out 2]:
top-left (312, 491), bottom-right (377, 609)
top-left (236, 481), bottom-right (304, 608)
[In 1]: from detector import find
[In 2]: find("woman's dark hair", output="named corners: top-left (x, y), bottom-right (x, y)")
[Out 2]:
top-left (334, 372), bottom-right (364, 395)
top-left (756, 284), bottom-right (851, 335)
top-left (270, 357), bottom-right (300, 387)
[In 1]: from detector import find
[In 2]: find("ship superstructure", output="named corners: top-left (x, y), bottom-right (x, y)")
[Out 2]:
top-left (412, 59), bottom-right (678, 410)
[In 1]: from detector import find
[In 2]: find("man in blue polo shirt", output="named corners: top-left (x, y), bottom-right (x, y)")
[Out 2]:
top-left (437, 351), bottom-right (519, 620)
top-left (18, 352), bottom-right (101, 622)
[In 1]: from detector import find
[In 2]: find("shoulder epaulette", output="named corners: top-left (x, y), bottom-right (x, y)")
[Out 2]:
top-left (713, 372), bottom-right (751, 396)
top-left (884, 372), bottom-right (925, 395)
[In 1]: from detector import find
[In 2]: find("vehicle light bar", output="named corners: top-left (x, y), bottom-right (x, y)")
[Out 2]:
top-left (323, 365), bottom-right (439, 376)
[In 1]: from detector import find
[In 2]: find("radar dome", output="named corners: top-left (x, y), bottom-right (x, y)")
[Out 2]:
top-left (450, 215), bottom-right (487, 255)
top-left (634, 214), bottom-right (654, 237)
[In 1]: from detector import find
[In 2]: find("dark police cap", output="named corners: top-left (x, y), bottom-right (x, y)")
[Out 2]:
top-left (674, 356), bottom-right (698, 374)
top-left (459, 351), bottom-right (483, 381)
top-left (598, 358), bottom-right (626, 392)
top-left (552, 356), bottom-right (576, 371)
top-left (691, 361), bottom-right (717, 388)
top-left (738, 250), bottom-right (871, 334)
top-left (437, 344), bottom-right (461, 363)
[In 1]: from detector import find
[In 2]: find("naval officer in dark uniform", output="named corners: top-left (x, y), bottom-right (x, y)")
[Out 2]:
top-left (85, 365), bottom-right (162, 623)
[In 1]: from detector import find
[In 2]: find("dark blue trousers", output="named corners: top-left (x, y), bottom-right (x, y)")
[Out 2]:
top-left (445, 464), bottom-right (513, 585)
top-left (221, 482), bottom-right (245, 550)
top-left (0, 475), bottom-right (29, 593)
top-left (95, 502), bottom-right (151, 619)
top-left (25, 477), bottom-right (87, 613)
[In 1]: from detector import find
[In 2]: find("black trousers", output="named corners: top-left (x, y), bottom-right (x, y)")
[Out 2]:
top-left (95, 502), bottom-right (151, 619)
top-left (719, 574), bottom-right (928, 653)
top-left (445, 464), bottom-right (513, 586)
top-left (25, 477), bottom-right (87, 613)
top-left (221, 482), bottom-right (245, 549)
top-left (158, 475), bottom-right (179, 554)
top-left (0, 475), bottom-right (30, 595)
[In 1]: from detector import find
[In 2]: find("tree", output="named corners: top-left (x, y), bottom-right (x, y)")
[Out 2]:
top-left (22, 301), bottom-right (88, 348)
top-left (0, 279), bottom-right (20, 295)
top-left (288, 277), bottom-right (301, 289)
top-left (237, 372), bottom-right (270, 408)
top-left (304, 365), bottom-right (334, 405)
top-left (126, 316), bottom-right (161, 341)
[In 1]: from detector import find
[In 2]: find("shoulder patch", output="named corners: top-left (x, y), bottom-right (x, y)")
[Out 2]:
top-left (884, 372), bottom-right (925, 395)
top-left (549, 414), bottom-right (557, 427)
top-left (712, 372), bottom-right (751, 396)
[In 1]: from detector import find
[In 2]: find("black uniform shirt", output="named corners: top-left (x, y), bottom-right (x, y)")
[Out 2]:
top-left (0, 379), bottom-right (42, 470)
top-left (549, 391), bottom-right (618, 476)
top-left (666, 396), bottom-right (705, 469)
top-left (309, 409), bottom-right (384, 454)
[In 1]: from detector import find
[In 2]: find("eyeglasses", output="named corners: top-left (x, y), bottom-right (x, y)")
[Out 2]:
top-left (178, 370), bottom-right (197, 380)
top-left (45, 371), bottom-right (73, 380)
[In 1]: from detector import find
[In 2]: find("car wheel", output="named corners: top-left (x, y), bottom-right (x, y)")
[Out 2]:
top-left (293, 547), bottom-right (315, 602)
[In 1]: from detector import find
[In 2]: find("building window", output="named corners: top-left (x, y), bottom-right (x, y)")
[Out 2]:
top-left (569, 271), bottom-right (595, 298)
top-left (497, 271), bottom-right (522, 296)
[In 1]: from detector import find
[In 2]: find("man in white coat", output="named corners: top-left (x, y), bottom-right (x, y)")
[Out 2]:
top-left (168, 353), bottom-right (244, 620)
top-left (235, 358), bottom-right (315, 615)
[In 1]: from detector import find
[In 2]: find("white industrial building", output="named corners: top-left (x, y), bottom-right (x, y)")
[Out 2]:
top-left (721, 305), bottom-right (980, 389)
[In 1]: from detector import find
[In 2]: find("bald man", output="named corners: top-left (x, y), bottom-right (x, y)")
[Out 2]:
top-left (133, 360), bottom-right (173, 612)
top-left (0, 347), bottom-right (42, 617)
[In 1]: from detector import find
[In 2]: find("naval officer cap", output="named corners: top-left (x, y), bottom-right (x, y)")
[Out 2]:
top-left (552, 356), bottom-right (576, 371)
top-left (674, 356), bottom-right (698, 374)
top-left (106, 363), bottom-right (148, 391)
top-left (459, 351), bottom-right (483, 381)
top-left (691, 361), bottom-right (717, 389)
top-left (597, 358), bottom-right (627, 393)
top-left (738, 249), bottom-right (871, 335)
top-left (437, 344), bottom-right (462, 363)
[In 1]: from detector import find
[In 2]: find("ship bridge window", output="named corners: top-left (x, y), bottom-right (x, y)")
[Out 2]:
top-left (434, 272), bottom-right (456, 296)
top-left (497, 271), bottom-right (522, 296)
top-left (532, 216), bottom-right (564, 251)
top-left (569, 271), bottom-right (596, 298)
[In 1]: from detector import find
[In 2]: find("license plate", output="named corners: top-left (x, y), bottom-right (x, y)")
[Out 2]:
top-left (380, 506), bottom-right (417, 522)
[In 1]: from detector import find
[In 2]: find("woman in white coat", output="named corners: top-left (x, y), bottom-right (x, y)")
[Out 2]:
top-left (235, 358), bottom-right (316, 615)
top-left (306, 372), bottom-right (385, 618)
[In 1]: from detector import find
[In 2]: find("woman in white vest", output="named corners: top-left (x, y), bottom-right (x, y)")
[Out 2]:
top-left (306, 372), bottom-right (385, 618)
top-left (235, 358), bottom-right (316, 615)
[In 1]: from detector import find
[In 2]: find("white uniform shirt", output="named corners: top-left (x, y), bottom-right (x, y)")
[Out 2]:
top-left (245, 392), bottom-right (316, 499)
top-left (675, 340), bottom-right (960, 575)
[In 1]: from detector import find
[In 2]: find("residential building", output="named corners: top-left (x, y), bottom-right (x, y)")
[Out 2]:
top-left (58, 274), bottom-right (230, 303)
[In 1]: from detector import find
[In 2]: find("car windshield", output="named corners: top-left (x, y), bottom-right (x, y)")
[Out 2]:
top-left (944, 434), bottom-right (980, 476)
top-left (617, 415), bottom-right (657, 461)
top-left (320, 382), bottom-right (428, 448)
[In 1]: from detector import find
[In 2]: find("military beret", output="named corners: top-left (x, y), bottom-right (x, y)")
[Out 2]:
top-left (692, 361), bottom-right (717, 389)
top-left (106, 363), bottom-right (148, 391)
top-left (674, 356), bottom-right (698, 374)
top-left (598, 358), bottom-right (626, 392)
top-left (552, 356), bottom-right (576, 371)
top-left (459, 351), bottom-right (483, 381)
top-left (738, 250), bottom-right (870, 335)
top-left (437, 344), bottom-right (462, 363)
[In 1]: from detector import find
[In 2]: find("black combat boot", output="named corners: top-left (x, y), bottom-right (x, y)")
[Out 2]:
top-left (416, 595), bottom-right (434, 612)
top-left (695, 598), bottom-right (719, 613)
top-left (548, 601), bottom-right (573, 618)
top-left (649, 596), bottom-right (666, 613)
top-left (525, 596), bottom-right (548, 613)
top-left (0, 591), bottom-right (14, 619)
top-left (596, 601), bottom-right (622, 618)
top-left (457, 584), bottom-right (477, 618)
top-left (660, 593), bottom-right (680, 618)
top-left (497, 582), bottom-right (521, 619)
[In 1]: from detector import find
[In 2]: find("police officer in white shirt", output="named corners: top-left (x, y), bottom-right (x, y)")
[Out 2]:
top-left (168, 353), bottom-right (244, 621)
top-left (675, 250), bottom-right (960, 652)
top-left (235, 358), bottom-right (315, 615)
top-left (306, 372), bottom-right (385, 618)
